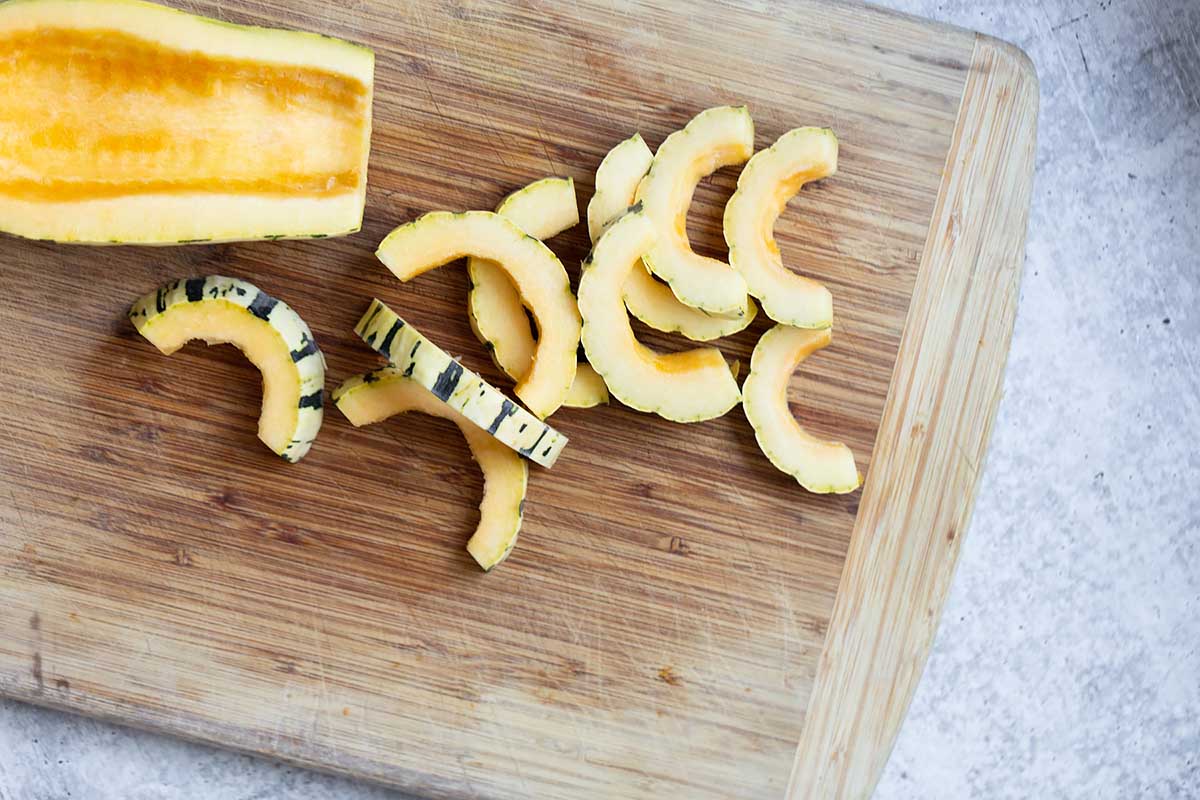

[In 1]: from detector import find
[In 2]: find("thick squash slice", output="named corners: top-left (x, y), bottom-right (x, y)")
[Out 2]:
top-left (0, 0), bottom-right (374, 244)
top-left (334, 368), bottom-right (527, 571)
top-left (635, 106), bottom-right (754, 318)
top-left (743, 324), bottom-right (860, 493)
top-left (355, 299), bottom-right (567, 468)
top-left (578, 207), bottom-right (740, 422)
top-left (588, 134), bottom-right (756, 341)
top-left (376, 211), bottom-right (580, 419)
top-left (466, 178), bottom-right (608, 409)
top-left (725, 128), bottom-right (836, 328)
top-left (129, 277), bottom-right (325, 462)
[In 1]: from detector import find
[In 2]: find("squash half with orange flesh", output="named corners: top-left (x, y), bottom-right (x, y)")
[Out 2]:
top-left (0, 0), bottom-right (374, 244)
top-left (578, 206), bottom-right (740, 422)
top-left (334, 368), bottom-right (528, 571)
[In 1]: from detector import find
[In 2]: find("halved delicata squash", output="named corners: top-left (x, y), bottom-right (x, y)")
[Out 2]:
top-left (0, 0), bottom-right (374, 244)
top-left (355, 299), bottom-right (567, 468)
top-left (743, 324), bottom-right (860, 493)
top-left (466, 178), bottom-right (608, 409)
top-left (724, 127), bottom-right (836, 328)
top-left (376, 211), bottom-right (581, 419)
top-left (635, 106), bottom-right (755, 318)
top-left (129, 277), bottom-right (325, 462)
top-left (334, 368), bottom-right (527, 571)
top-left (588, 133), bottom-right (756, 341)
top-left (578, 206), bottom-right (741, 422)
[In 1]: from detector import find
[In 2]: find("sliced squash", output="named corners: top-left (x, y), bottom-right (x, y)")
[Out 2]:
top-left (743, 324), bottom-right (860, 493)
top-left (0, 0), bottom-right (374, 244)
top-left (578, 207), bottom-right (740, 422)
top-left (466, 178), bottom-right (608, 409)
top-left (588, 133), bottom-right (756, 341)
top-left (334, 368), bottom-right (527, 571)
top-left (725, 127), bottom-right (836, 328)
top-left (355, 299), bottom-right (567, 468)
top-left (635, 106), bottom-right (754, 318)
top-left (376, 211), bottom-right (581, 419)
top-left (128, 276), bottom-right (325, 462)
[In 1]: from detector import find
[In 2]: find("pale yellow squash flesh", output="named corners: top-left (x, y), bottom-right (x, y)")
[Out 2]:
top-left (588, 132), bottom-right (756, 341)
top-left (725, 127), bottom-right (836, 328)
top-left (578, 208), bottom-right (740, 422)
top-left (0, 0), bottom-right (374, 244)
top-left (334, 369), bottom-right (528, 571)
top-left (635, 106), bottom-right (754, 318)
top-left (375, 211), bottom-right (581, 419)
top-left (743, 324), bottom-right (860, 493)
top-left (466, 177), bottom-right (608, 409)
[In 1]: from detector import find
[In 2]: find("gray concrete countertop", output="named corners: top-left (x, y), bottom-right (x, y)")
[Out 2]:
top-left (2, 1), bottom-right (1197, 798)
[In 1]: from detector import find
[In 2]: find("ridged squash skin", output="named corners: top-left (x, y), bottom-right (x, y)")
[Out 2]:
top-left (465, 177), bottom-right (608, 409)
top-left (375, 211), bottom-right (581, 419)
top-left (334, 368), bottom-right (528, 571)
top-left (588, 133), bottom-right (756, 341)
top-left (128, 276), bottom-right (325, 462)
top-left (635, 106), bottom-right (755, 318)
top-left (0, 0), bottom-right (374, 244)
top-left (578, 207), bottom-right (741, 423)
top-left (354, 299), bottom-right (567, 468)
top-left (743, 324), bottom-right (860, 493)
top-left (724, 127), bottom-right (836, 328)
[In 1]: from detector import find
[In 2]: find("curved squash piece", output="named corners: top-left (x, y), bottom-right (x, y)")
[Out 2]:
top-left (355, 299), bottom-right (568, 468)
top-left (743, 324), bottom-right (860, 493)
top-left (466, 178), bottom-right (608, 409)
top-left (588, 133), bottom-right (756, 341)
top-left (578, 207), bottom-right (741, 422)
top-left (376, 211), bottom-right (581, 419)
top-left (128, 277), bottom-right (325, 462)
top-left (635, 106), bottom-right (754, 318)
top-left (724, 127), bottom-right (836, 328)
top-left (0, 0), bottom-right (373, 244)
top-left (334, 368), bottom-right (527, 571)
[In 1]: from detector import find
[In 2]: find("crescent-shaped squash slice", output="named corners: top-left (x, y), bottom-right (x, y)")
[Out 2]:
top-left (355, 299), bottom-right (567, 468)
top-left (466, 177), bottom-right (608, 409)
top-left (0, 0), bottom-right (373, 244)
top-left (376, 211), bottom-right (580, 419)
top-left (724, 127), bottom-right (836, 328)
top-left (334, 368), bottom-right (527, 571)
top-left (635, 106), bottom-right (754, 318)
top-left (128, 277), bottom-right (325, 462)
top-left (578, 207), bottom-right (740, 422)
top-left (743, 324), bottom-right (860, 493)
top-left (588, 133), bottom-right (756, 341)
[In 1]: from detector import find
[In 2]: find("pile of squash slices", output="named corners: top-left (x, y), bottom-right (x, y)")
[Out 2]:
top-left (0, 0), bottom-right (861, 572)
top-left (130, 106), bottom-right (862, 571)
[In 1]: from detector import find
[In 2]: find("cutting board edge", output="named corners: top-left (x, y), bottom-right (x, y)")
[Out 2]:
top-left (787, 33), bottom-right (1039, 800)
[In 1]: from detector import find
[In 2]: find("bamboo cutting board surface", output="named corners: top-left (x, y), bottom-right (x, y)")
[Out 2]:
top-left (0, 2), bottom-right (1037, 798)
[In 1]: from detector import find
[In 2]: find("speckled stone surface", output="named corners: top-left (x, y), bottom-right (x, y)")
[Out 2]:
top-left (2, 2), bottom-right (1198, 798)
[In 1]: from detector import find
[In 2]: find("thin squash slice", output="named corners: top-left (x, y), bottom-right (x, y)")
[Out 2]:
top-left (0, 0), bottom-right (374, 244)
top-left (635, 106), bottom-right (755, 318)
top-left (588, 133), bottom-right (756, 341)
top-left (376, 211), bottom-right (581, 419)
top-left (129, 277), bottom-right (325, 462)
top-left (743, 324), bottom-right (860, 493)
top-left (725, 127), bottom-right (836, 328)
top-left (466, 178), bottom-right (608, 409)
top-left (579, 206), bottom-right (740, 422)
top-left (355, 299), bottom-right (567, 468)
top-left (334, 368), bottom-right (527, 571)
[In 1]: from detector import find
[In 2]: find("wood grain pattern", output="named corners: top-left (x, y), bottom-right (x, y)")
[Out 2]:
top-left (788, 35), bottom-right (1039, 799)
top-left (0, 2), bottom-right (1033, 798)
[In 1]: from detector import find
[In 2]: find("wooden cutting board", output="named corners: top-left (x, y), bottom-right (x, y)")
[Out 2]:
top-left (0, 1), bottom-right (1037, 798)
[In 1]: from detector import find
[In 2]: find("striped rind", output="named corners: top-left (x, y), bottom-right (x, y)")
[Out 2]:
top-left (128, 276), bottom-right (325, 462)
top-left (354, 299), bottom-right (567, 468)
